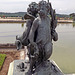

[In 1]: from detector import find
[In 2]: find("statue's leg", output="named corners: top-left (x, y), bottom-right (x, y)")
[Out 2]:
top-left (52, 31), bottom-right (58, 41)
top-left (44, 42), bottom-right (53, 61)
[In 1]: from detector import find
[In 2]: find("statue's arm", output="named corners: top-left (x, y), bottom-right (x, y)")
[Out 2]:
top-left (22, 20), bottom-right (32, 42)
top-left (29, 19), bottom-right (39, 44)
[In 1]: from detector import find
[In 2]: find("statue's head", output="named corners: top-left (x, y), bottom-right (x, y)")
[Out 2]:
top-left (38, 0), bottom-right (50, 17)
top-left (27, 2), bottom-right (38, 17)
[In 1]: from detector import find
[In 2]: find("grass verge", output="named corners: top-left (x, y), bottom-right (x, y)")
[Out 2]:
top-left (0, 54), bottom-right (6, 70)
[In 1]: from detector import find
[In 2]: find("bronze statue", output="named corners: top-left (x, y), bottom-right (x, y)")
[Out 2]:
top-left (15, 2), bottom-right (38, 49)
top-left (15, 0), bottom-right (58, 75)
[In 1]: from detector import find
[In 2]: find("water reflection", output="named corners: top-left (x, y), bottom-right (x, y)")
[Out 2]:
top-left (21, 23), bottom-right (24, 28)
top-left (0, 23), bottom-right (25, 43)
top-left (72, 22), bottom-right (75, 27)
top-left (58, 23), bottom-right (75, 28)
top-left (22, 23), bottom-right (75, 28)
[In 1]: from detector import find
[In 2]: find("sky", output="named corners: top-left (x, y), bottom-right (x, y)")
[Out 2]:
top-left (0, 0), bottom-right (75, 14)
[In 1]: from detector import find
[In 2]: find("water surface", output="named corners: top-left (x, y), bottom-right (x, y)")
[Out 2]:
top-left (0, 23), bottom-right (25, 43)
top-left (51, 23), bottom-right (75, 74)
top-left (0, 23), bottom-right (75, 73)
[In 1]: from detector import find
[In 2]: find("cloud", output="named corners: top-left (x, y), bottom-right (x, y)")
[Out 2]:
top-left (0, 0), bottom-right (75, 14)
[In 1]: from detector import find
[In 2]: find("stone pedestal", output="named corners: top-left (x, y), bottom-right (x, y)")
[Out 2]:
top-left (8, 60), bottom-right (30, 75)
top-left (33, 60), bottom-right (64, 75)
top-left (8, 60), bottom-right (64, 75)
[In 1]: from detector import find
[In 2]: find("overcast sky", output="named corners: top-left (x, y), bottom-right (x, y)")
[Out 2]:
top-left (0, 0), bottom-right (75, 14)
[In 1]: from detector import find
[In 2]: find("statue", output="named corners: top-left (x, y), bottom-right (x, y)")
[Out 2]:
top-left (15, 2), bottom-right (38, 49)
top-left (28, 1), bottom-right (58, 74)
top-left (15, 0), bottom-right (63, 75)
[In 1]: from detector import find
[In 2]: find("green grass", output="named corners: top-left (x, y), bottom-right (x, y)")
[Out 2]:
top-left (0, 54), bottom-right (6, 70)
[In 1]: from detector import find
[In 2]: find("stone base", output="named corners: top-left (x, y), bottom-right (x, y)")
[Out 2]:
top-left (8, 60), bottom-right (29, 75)
top-left (8, 60), bottom-right (64, 75)
top-left (34, 60), bottom-right (64, 75)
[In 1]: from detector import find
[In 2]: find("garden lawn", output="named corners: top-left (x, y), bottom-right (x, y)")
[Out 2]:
top-left (0, 54), bottom-right (6, 70)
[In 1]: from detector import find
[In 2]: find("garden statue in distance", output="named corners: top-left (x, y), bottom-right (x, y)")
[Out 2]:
top-left (15, 0), bottom-right (63, 75)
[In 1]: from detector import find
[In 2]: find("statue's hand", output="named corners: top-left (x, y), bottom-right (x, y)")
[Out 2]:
top-left (52, 31), bottom-right (58, 41)
top-left (15, 40), bottom-right (22, 50)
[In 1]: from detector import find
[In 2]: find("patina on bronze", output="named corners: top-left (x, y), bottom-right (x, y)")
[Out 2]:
top-left (15, 0), bottom-right (59, 75)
